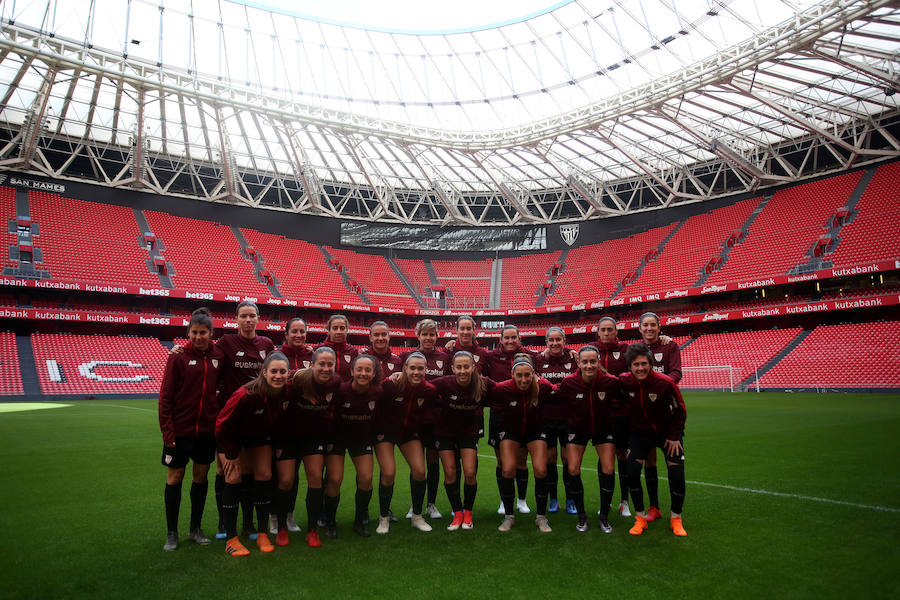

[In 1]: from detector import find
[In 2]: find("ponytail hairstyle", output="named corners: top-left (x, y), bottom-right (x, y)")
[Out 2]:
top-left (292, 346), bottom-right (337, 405)
top-left (452, 351), bottom-right (485, 405)
top-left (396, 351), bottom-right (427, 393)
top-left (511, 353), bottom-right (539, 407)
top-left (188, 307), bottom-right (213, 334)
top-left (245, 351), bottom-right (289, 397)
top-left (369, 320), bottom-right (389, 332)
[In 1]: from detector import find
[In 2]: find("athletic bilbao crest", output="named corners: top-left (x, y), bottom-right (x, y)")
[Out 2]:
top-left (212, 359), bottom-right (219, 368)
top-left (473, 355), bottom-right (480, 362)
top-left (260, 351), bottom-right (267, 358)
top-left (560, 224), bottom-right (580, 246)
top-left (387, 363), bottom-right (395, 371)
top-left (654, 353), bottom-right (663, 362)
top-left (568, 433), bottom-right (576, 442)
top-left (303, 361), bottom-right (310, 368)
top-left (282, 401), bottom-right (289, 410)
top-left (417, 397), bottom-right (425, 407)
top-left (164, 454), bottom-right (172, 465)
top-left (368, 400), bottom-right (376, 411)
top-left (510, 401), bottom-right (517, 407)
top-left (326, 393), bottom-right (333, 403)
top-left (499, 432), bottom-right (505, 440)
top-left (436, 360), bottom-right (443, 369)
top-left (612, 352), bottom-right (620, 360)
top-left (598, 392), bottom-right (606, 400)
top-left (345, 355), bottom-right (352, 363)
top-left (649, 393), bottom-right (657, 402)
top-left (564, 363), bottom-right (572, 370)
top-left (275, 449), bottom-right (282, 458)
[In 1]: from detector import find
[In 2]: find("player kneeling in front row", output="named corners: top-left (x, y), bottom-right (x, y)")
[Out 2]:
top-left (619, 343), bottom-right (688, 537)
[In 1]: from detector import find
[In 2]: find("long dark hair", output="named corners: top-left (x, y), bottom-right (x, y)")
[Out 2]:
top-left (452, 351), bottom-right (485, 405)
top-left (292, 347), bottom-right (336, 405)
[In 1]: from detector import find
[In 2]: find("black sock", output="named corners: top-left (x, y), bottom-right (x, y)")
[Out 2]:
top-left (355, 487), bottom-right (373, 524)
top-left (164, 483), bottom-right (181, 533)
top-left (599, 472), bottom-right (615, 517)
top-left (562, 468), bottom-right (575, 502)
top-left (240, 474), bottom-right (254, 528)
top-left (324, 493), bottom-right (340, 526)
top-left (628, 459), bottom-right (645, 513)
top-left (668, 463), bottom-right (686, 514)
top-left (253, 479), bottom-right (272, 533)
top-left (500, 476), bottom-right (516, 516)
top-left (645, 466), bottom-right (659, 508)
top-left (515, 468), bottom-right (528, 501)
top-left (306, 487), bottom-right (324, 531)
top-left (444, 480), bottom-right (462, 513)
top-left (426, 461), bottom-right (440, 505)
top-left (495, 465), bottom-right (503, 498)
top-left (289, 466), bottom-right (300, 513)
top-left (535, 476), bottom-right (549, 515)
top-left (214, 474), bottom-right (224, 524)
top-left (546, 463), bottom-right (558, 500)
top-left (570, 474), bottom-right (585, 517)
top-left (463, 483), bottom-right (477, 511)
top-left (189, 481), bottom-right (207, 531)
top-left (222, 482), bottom-right (241, 538)
top-left (617, 459), bottom-right (629, 502)
top-left (410, 476), bottom-right (426, 515)
top-left (275, 487), bottom-right (292, 530)
top-left (378, 483), bottom-right (394, 518)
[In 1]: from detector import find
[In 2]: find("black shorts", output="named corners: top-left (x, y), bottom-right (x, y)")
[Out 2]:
top-left (273, 439), bottom-right (300, 462)
top-left (418, 424), bottom-right (436, 448)
top-left (613, 416), bottom-right (630, 451)
top-left (476, 414), bottom-right (485, 438)
top-left (497, 429), bottom-right (546, 446)
top-left (435, 435), bottom-right (479, 451)
top-left (299, 436), bottom-right (328, 457)
top-left (628, 432), bottom-right (685, 463)
top-left (542, 419), bottom-right (569, 449)
top-left (162, 436), bottom-right (216, 469)
top-left (488, 413), bottom-right (502, 448)
top-left (374, 431), bottom-right (419, 446)
top-left (326, 440), bottom-right (373, 458)
top-left (567, 431), bottom-right (615, 447)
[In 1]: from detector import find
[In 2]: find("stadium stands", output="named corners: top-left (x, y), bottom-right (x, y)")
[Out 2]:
top-left (549, 223), bottom-right (677, 303)
top-left (431, 259), bottom-right (492, 307)
top-left (395, 259), bottom-right (434, 295)
top-left (30, 192), bottom-right (160, 286)
top-left (0, 332), bottom-right (24, 395)
top-left (143, 212), bottom-right (271, 297)
top-left (239, 229), bottom-right (360, 304)
top-left (30, 334), bottom-right (169, 395)
top-left (325, 247), bottom-right (419, 308)
top-left (680, 328), bottom-right (802, 389)
top-left (501, 252), bottom-right (561, 307)
top-left (622, 198), bottom-right (760, 296)
top-left (705, 171), bottom-right (864, 284)
top-left (829, 162), bottom-right (900, 267)
top-left (758, 321), bottom-right (900, 389)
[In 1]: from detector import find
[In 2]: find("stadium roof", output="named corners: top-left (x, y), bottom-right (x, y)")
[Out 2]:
top-left (0, 0), bottom-right (898, 225)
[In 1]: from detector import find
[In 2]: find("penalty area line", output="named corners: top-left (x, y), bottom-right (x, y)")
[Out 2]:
top-left (477, 453), bottom-right (900, 513)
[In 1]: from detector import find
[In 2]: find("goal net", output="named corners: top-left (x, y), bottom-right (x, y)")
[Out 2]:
top-left (681, 365), bottom-right (735, 392)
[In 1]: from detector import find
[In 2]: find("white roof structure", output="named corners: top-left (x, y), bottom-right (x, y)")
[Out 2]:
top-left (0, 0), bottom-right (898, 225)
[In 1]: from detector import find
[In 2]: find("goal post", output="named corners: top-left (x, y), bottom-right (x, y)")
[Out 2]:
top-left (682, 365), bottom-right (735, 392)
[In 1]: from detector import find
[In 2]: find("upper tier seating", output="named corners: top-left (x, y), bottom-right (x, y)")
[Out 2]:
top-left (325, 247), bottom-right (419, 308)
top-left (31, 333), bottom-right (168, 395)
top-left (705, 171), bottom-right (864, 284)
top-left (501, 252), bottom-right (561, 307)
top-left (0, 332), bottom-right (24, 395)
top-left (758, 321), bottom-right (900, 388)
top-left (144, 212), bottom-right (271, 297)
top-left (829, 162), bottom-right (900, 267)
top-left (239, 229), bottom-right (360, 304)
top-left (30, 192), bottom-right (160, 286)
top-left (623, 198), bottom-right (759, 296)
top-left (431, 259), bottom-right (492, 307)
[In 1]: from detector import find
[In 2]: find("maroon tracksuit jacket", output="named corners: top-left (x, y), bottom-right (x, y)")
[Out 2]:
top-left (597, 340), bottom-right (631, 416)
top-left (286, 373), bottom-right (341, 439)
top-left (317, 340), bottom-right (359, 382)
top-left (491, 378), bottom-right (556, 440)
top-left (486, 346), bottom-right (538, 382)
top-left (400, 347), bottom-right (451, 381)
top-left (215, 333), bottom-right (275, 400)
top-left (215, 385), bottom-right (283, 459)
top-left (281, 343), bottom-right (314, 371)
top-left (158, 342), bottom-right (225, 446)
top-left (376, 378), bottom-right (439, 441)
top-left (646, 338), bottom-right (682, 384)
top-left (332, 381), bottom-right (381, 444)
top-left (363, 346), bottom-right (403, 377)
top-left (619, 371), bottom-right (686, 440)
top-left (432, 375), bottom-right (497, 438)
top-left (535, 350), bottom-right (577, 421)
top-left (446, 340), bottom-right (492, 374)
top-left (555, 370), bottom-right (623, 439)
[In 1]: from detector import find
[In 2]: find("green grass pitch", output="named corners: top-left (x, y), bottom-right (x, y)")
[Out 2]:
top-left (1, 392), bottom-right (898, 600)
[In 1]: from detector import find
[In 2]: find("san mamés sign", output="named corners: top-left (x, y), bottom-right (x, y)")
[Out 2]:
top-left (0, 174), bottom-right (66, 193)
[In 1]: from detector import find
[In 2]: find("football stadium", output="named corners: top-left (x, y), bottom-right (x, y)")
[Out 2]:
top-left (0, 0), bottom-right (898, 597)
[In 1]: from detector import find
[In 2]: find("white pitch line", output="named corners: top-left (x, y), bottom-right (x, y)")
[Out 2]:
top-left (477, 453), bottom-right (900, 514)
top-left (81, 402), bottom-right (156, 413)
